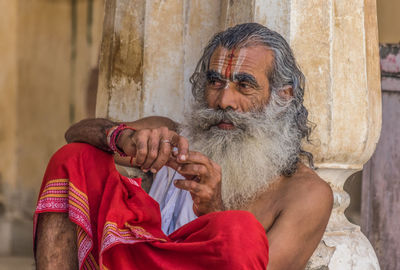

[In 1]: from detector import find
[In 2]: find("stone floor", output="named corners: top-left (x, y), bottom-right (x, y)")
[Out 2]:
top-left (0, 257), bottom-right (34, 270)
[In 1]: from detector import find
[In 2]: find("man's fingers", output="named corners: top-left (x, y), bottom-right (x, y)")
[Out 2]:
top-left (133, 130), bottom-right (150, 166)
top-left (122, 139), bottom-right (137, 158)
top-left (141, 129), bottom-right (161, 171)
top-left (174, 180), bottom-right (213, 205)
top-left (150, 137), bottom-right (172, 173)
top-left (173, 179), bottom-right (203, 194)
top-left (170, 134), bottom-right (189, 162)
top-left (126, 127), bottom-right (192, 174)
top-left (177, 151), bottom-right (214, 171)
top-left (166, 156), bottom-right (179, 170)
top-left (177, 163), bottom-right (208, 178)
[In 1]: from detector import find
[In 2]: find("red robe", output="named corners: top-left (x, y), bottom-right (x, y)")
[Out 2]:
top-left (34, 143), bottom-right (269, 269)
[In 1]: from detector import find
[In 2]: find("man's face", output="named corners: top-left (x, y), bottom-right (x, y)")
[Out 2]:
top-left (186, 46), bottom-right (302, 209)
top-left (185, 42), bottom-right (301, 209)
top-left (205, 45), bottom-right (274, 129)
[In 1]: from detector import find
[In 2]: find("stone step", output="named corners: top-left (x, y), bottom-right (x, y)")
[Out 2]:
top-left (0, 256), bottom-right (34, 270)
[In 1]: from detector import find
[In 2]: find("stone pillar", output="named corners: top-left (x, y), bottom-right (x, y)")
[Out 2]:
top-left (289, 0), bottom-right (381, 268)
top-left (97, 1), bottom-right (381, 268)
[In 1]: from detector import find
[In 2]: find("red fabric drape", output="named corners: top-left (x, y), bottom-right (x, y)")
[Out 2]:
top-left (34, 143), bottom-right (268, 270)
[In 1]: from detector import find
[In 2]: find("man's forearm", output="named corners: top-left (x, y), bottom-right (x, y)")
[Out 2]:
top-left (65, 118), bottom-right (116, 152)
top-left (64, 116), bottom-right (179, 153)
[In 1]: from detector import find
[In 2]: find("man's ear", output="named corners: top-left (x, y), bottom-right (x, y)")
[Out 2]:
top-left (278, 85), bottom-right (293, 100)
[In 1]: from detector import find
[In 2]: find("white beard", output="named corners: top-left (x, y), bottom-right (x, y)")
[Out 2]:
top-left (182, 93), bottom-right (301, 210)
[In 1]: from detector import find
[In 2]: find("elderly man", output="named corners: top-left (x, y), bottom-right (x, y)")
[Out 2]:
top-left (35, 23), bottom-right (333, 269)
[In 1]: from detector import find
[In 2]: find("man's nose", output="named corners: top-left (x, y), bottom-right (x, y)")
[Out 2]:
top-left (216, 82), bottom-right (239, 111)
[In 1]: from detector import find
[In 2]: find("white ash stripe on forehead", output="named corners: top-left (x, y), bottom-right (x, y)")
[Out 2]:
top-left (233, 49), bottom-right (247, 76)
top-left (216, 49), bottom-right (228, 74)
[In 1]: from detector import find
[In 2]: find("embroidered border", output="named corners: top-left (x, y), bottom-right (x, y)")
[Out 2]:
top-left (100, 221), bottom-right (167, 257)
top-left (34, 179), bottom-right (97, 270)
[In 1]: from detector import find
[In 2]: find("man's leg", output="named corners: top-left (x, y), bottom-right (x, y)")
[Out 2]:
top-left (34, 143), bottom-right (116, 269)
top-left (35, 213), bottom-right (78, 270)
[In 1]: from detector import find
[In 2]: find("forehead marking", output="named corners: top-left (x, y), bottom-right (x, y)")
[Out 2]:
top-left (233, 49), bottom-right (247, 75)
top-left (224, 48), bottom-right (235, 79)
top-left (216, 49), bottom-right (227, 73)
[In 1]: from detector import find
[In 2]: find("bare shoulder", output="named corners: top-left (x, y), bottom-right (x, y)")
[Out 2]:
top-left (284, 163), bottom-right (333, 218)
top-left (265, 164), bottom-right (334, 269)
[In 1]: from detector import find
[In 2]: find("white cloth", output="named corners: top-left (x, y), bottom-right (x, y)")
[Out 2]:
top-left (149, 166), bottom-right (197, 235)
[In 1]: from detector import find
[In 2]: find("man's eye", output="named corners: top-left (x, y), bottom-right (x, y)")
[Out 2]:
top-left (208, 80), bottom-right (224, 88)
top-left (239, 82), bottom-right (252, 89)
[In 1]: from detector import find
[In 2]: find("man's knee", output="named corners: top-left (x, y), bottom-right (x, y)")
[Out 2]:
top-left (53, 143), bottom-right (107, 162)
top-left (47, 143), bottom-right (112, 175)
top-left (35, 213), bottom-right (78, 270)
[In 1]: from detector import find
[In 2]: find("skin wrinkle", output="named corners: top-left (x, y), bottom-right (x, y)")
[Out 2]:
top-left (234, 73), bottom-right (261, 89)
top-left (206, 46), bottom-right (272, 113)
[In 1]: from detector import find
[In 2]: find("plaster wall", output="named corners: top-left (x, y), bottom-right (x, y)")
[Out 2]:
top-left (0, 0), bottom-right (105, 256)
top-left (0, 0), bottom-right (18, 255)
top-left (377, 0), bottom-right (400, 43)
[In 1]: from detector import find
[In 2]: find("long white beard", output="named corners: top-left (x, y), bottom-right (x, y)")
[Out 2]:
top-left (182, 94), bottom-right (301, 210)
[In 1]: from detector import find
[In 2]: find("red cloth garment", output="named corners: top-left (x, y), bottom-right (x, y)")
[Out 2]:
top-left (34, 143), bottom-right (269, 270)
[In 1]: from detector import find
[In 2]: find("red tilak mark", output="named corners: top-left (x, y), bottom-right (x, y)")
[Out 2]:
top-left (224, 49), bottom-right (235, 79)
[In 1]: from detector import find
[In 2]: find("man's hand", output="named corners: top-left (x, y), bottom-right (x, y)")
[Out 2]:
top-left (168, 151), bottom-right (225, 216)
top-left (117, 126), bottom-right (189, 173)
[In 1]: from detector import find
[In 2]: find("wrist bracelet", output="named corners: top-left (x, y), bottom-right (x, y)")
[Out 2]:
top-left (106, 124), bottom-right (136, 156)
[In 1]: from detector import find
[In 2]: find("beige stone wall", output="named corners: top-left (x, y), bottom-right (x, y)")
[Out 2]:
top-left (377, 0), bottom-right (400, 43)
top-left (0, 0), bottom-right (18, 255)
top-left (0, 0), bottom-right (104, 256)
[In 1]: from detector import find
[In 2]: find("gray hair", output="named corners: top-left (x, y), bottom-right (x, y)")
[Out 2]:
top-left (189, 23), bottom-right (314, 176)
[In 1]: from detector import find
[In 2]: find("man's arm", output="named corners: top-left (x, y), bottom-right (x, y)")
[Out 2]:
top-left (65, 117), bottom-right (187, 172)
top-left (65, 116), bottom-right (178, 151)
top-left (267, 178), bottom-right (333, 270)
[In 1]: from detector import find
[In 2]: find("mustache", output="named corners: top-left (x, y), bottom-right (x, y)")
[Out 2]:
top-left (191, 107), bottom-right (262, 131)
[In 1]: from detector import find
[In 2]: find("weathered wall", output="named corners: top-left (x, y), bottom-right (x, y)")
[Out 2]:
top-left (376, 0), bottom-right (400, 43)
top-left (0, 0), bottom-right (18, 255)
top-left (0, 0), bottom-right (105, 256)
top-left (97, 0), bottom-right (221, 122)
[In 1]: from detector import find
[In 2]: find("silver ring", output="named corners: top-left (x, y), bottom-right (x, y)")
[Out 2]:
top-left (161, 139), bottom-right (171, 144)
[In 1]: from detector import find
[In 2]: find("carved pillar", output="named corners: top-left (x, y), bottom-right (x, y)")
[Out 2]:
top-left (262, 0), bottom-right (381, 268)
top-left (97, 1), bottom-right (381, 268)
